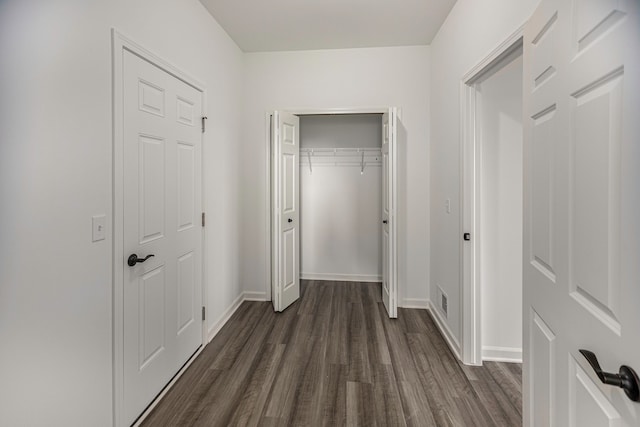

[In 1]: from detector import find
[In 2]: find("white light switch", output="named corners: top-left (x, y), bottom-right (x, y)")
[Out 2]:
top-left (445, 199), bottom-right (451, 214)
top-left (92, 215), bottom-right (106, 242)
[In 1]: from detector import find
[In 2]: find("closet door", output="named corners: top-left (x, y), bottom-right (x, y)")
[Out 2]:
top-left (271, 111), bottom-right (300, 312)
top-left (382, 109), bottom-right (398, 318)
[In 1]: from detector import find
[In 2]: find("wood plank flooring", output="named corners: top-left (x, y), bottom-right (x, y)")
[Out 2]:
top-left (141, 280), bottom-right (521, 426)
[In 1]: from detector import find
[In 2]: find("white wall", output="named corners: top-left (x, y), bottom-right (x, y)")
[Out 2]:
top-left (0, 1), bottom-right (243, 425)
top-left (300, 115), bottom-right (382, 281)
top-left (300, 114), bottom-right (382, 148)
top-left (429, 0), bottom-right (539, 344)
top-left (241, 46), bottom-right (430, 306)
top-left (478, 56), bottom-right (523, 360)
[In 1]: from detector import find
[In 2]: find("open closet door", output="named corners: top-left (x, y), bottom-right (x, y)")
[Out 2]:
top-left (382, 109), bottom-right (398, 318)
top-left (271, 111), bottom-right (300, 312)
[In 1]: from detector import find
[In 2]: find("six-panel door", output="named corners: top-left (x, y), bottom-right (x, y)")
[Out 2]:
top-left (123, 50), bottom-right (203, 425)
top-left (523, 0), bottom-right (639, 425)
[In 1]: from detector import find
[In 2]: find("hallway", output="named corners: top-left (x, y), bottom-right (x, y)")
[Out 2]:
top-left (142, 281), bottom-right (521, 426)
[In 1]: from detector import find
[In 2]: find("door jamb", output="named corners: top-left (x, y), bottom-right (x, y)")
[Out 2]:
top-left (264, 107), bottom-right (393, 307)
top-left (459, 27), bottom-right (524, 366)
top-left (111, 29), bottom-right (208, 427)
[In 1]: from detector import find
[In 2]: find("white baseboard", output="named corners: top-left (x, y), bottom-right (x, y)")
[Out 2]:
top-left (427, 300), bottom-right (462, 361)
top-left (301, 272), bottom-right (382, 282)
top-left (482, 346), bottom-right (523, 363)
top-left (243, 291), bottom-right (268, 301)
top-left (400, 298), bottom-right (430, 309)
top-left (133, 343), bottom-right (204, 427)
top-left (207, 292), bottom-right (245, 342)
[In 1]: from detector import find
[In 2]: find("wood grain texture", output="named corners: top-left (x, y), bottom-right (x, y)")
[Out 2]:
top-left (141, 281), bottom-right (521, 426)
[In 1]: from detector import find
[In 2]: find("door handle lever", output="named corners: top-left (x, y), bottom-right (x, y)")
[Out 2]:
top-left (127, 254), bottom-right (155, 267)
top-left (579, 349), bottom-right (640, 402)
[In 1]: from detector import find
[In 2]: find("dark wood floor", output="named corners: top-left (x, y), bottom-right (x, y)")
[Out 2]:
top-left (141, 280), bottom-right (521, 426)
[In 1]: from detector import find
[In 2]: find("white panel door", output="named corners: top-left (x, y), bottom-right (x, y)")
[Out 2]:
top-left (123, 50), bottom-right (203, 424)
top-left (271, 111), bottom-right (300, 312)
top-left (382, 110), bottom-right (397, 318)
top-left (523, 1), bottom-right (639, 426)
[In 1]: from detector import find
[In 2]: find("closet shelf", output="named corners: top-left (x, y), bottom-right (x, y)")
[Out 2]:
top-left (299, 147), bottom-right (382, 172)
top-left (300, 147), bottom-right (381, 156)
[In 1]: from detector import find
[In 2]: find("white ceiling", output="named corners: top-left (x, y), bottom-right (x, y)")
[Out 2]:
top-left (199, 0), bottom-right (458, 52)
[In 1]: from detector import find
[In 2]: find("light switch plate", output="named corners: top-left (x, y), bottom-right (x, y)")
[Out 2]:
top-left (92, 215), bottom-right (106, 242)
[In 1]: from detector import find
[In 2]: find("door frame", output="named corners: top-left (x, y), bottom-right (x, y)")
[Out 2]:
top-left (111, 29), bottom-right (208, 427)
top-left (459, 28), bottom-right (524, 366)
top-left (264, 107), bottom-right (394, 304)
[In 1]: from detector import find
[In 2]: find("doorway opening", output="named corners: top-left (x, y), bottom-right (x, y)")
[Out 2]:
top-left (299, 114), bottom-right (383, 283)
top-left (461, 33), bottom-right (524, 365)
top-left (268, 108), bottom-right (399, 318)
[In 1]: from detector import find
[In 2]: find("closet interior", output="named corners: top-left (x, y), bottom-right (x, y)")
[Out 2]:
top-left (299, 114), bottom-right (383, 283)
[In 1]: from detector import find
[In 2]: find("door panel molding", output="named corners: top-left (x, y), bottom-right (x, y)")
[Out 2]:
top-left (271, 111), bottom-right (300, 312)
top-left (112, 29), bottom-right (207, 427)
top-left (523, 0), bottom-right (639, 425)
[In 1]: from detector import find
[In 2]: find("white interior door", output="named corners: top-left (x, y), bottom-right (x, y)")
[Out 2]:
top-left (523, 1), bottom-right (639, 426)
top-left (123, 50), bottom-right (203, 424)
top-left (271, 111), bottom-right (300, 312)
top-left (382, 110), bottom-right (397, 318)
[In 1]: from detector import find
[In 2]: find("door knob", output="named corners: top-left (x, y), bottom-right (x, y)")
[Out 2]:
top-left (579, 349), bottom-right (640, 402)
top-left (383, 220), bottom-right (388, 224)
top-left (288, 218), bottom-right (293, 223)
top-left (127, 254), bottom-right (155, 267)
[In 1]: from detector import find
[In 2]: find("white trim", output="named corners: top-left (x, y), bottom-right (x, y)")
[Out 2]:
top-left (459, 25), bottom-right (525, 367)
top-left (265, 112), bottom-right (273, 304)
top-left (207, 293), bottom-right (246, 342)
top-left (482, 346), bottom-right (523, 363)
top-left (389, 107), bottom-right (399, 319)
top-left (282, 106), bottom-right (389, 116)
top-left (244, 291), bottom-right (269, 301)
top-left (301, 273), bottom-right (382, 282)
top-left (427, 301), bottom-right (462, 361)
top-left (265, 106), bottom-right (398, 312)
top-left (111, 29), bottom-right (207, 427)
top-left (401, 298), bottom-right (430, 309)
top-left (270, 111), bottom-right (281, 311)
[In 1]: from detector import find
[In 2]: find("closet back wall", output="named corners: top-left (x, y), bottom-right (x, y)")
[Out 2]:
top-left (300, 115), bottom-right (382, 282)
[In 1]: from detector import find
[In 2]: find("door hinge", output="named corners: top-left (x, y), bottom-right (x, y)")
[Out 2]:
top-left (201, 116), bottom-right (208, 133)
top-left (202, 212), bottom-right (205, 227)
top-left (202, 306), bottom-right (206, 321)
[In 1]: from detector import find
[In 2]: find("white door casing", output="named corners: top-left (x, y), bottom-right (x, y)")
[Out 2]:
top-left (271, 111), bottom-right (300, 312)
top-left (121, 49), bottom-right (203, 425)
top-left (460, 32), bottom-right (524, 366)
top-left (382, 109), bottom-right (398, 318)
top-left (523, 1), bottom-right (639, 426)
